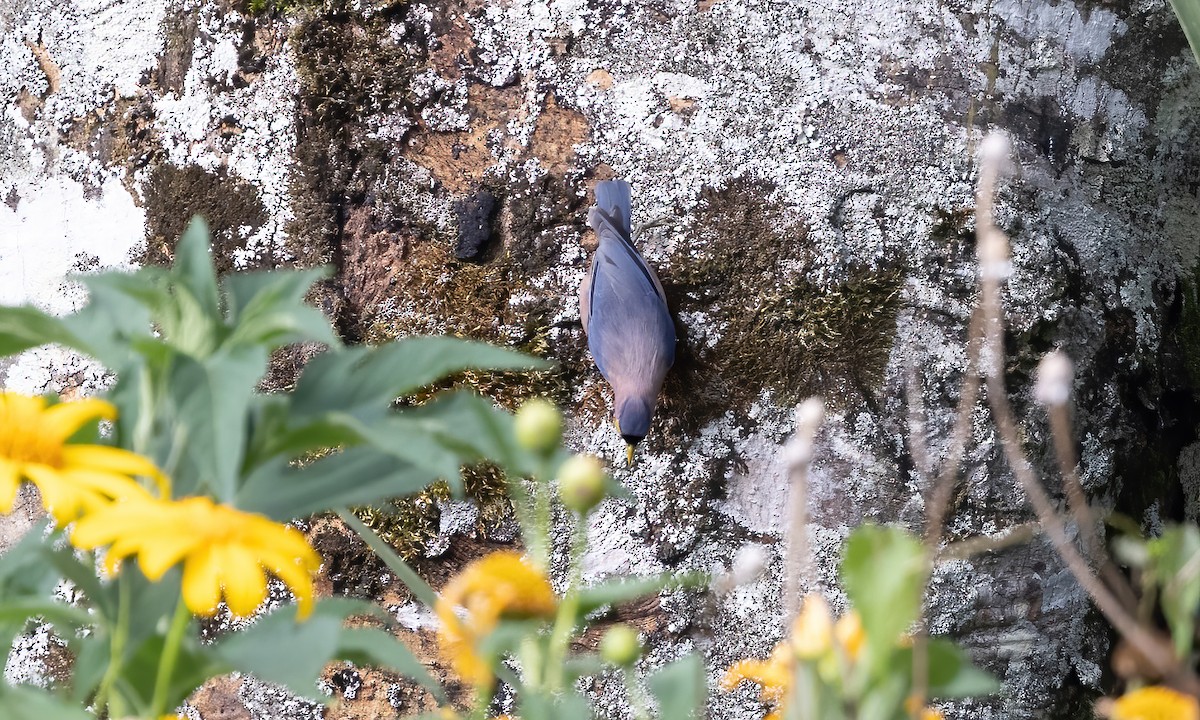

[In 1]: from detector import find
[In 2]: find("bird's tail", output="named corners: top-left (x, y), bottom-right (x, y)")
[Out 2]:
top-left (589, 179), bottom-right (632, 240)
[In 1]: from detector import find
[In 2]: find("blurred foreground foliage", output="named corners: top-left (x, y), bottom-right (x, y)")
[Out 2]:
top-left (0, 217), bottom-right (999, 719)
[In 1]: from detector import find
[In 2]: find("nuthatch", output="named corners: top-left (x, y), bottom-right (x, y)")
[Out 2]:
top-left (579, 179), bottom-right (676, 464)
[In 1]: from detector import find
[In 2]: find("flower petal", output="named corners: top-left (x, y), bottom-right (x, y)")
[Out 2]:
top-left (72, 501), bottom-right (165, 548)
top-left (58, 468), bottom-right (148, 502)
top-left (41, 398), bottom-right (116, 441)
top-left (25, 464), bottom-right (94, 525)
top-left (220, 545), bottom-right (268, 618)
top-left (182, 546), bottom-right (223, 617)
top-left (266, 552), bottom-right (317, 620)
top-left (138, 532), bottom-right (202, 581)
top-left (60, 446), bottom-right (168, 494)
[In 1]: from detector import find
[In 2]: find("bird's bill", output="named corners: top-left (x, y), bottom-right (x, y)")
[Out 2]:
top-left (625, 443), bottom-right (635, 466)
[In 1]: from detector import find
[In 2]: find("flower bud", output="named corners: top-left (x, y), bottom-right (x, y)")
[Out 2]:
top-left (558, 454), bottom-right (606, 513)
top-left (514, 399), bottom-right (562, 454)
top-left (1034, 350), bottom-right (1073, 407)
top-left (834, 610), bottom-right (865, 661)
top-left (600, 624), bottom-right (642, 666)
top-left (790, 594), bottom-right (833, 660)
top-left (731, 544), bottom-right (767, 586)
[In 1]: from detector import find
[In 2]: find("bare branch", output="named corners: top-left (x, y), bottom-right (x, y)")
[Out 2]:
top-left (783, 397), bottom-right (825, 622)
top-left (974, 133), bottom-right (1199, 694)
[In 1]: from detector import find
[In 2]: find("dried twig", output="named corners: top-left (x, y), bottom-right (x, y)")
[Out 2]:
top-left (783, 397), bottom-right (826, 622)
top-left (939, 523), bottom-right (1039, 561)
top-left (974, 133), bottom-right (1200, 695)
top-left (1036, 353), bottom-right (1141, 613)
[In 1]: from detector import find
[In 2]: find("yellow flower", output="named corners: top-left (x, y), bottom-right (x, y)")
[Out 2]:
top-left (721, 595), bottom-right (839, 719)
top-left (834, 610), bottom-right (865, 661)
top-left (1109, 686), bottom-right (1200, 720)
top-left (435, 551), bottom-right (557, 689)
top-left (790, 594), bottom-right (834, 659)
top-left (0, 393), bottom-right (165, 525)
top-left (721, 643), bottom-right (793, 705)
top-left (919, 708), bottom-right (945, 720)
top-left (71, 495), bottom-right (320, 619)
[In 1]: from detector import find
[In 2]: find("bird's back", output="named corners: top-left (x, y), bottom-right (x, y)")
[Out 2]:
top-left (583, 180), bottom-right (675, 393)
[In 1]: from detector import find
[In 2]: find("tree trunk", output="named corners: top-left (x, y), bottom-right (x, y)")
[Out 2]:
top-left (2, 0), bottom-right (1198, 716)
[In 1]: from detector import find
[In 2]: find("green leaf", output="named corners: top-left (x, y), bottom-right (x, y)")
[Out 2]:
top-left (577, 577), bottom-right (673, 616)
top-left (336, 626), bottom-right (445, 700)
top-left (1171, 0), bottom-right (1200, 67)
top-left (223, 268), bottom-right (338, 350)
top-left (0, 305), bottom-right (88, 356)
top-left (0, 684), bottom-right (93, 720)
top-left (168, 346), bottom-right (266, 500)
top-left (853, 667), bottom-right (908, 720)
top-left (518, 688), bottom-right (593, 720)
top-left (647, 654), bottom-right (704, 720)
top-left (59, 271), bottom-right (162, 368)
top-left (910, 639), bottom-right (1000, 699)
top-left (336, 393), bottom-right (538, 480)
top-left (123, 567), bottom-right (186, 659)
top-left (0, 601), bottom-right (93, 629)
top-left (70, 639), bottom-right (110, 704)
top-left (214, 612), bottom-right (343, 700)
top-left (213, 600), bottom-right (438, 703)
top-left (563, 652), bottom-right (605, 682)
top-left (290, 338), bottom-right (546, 420)
top-left (119, 629), bottom-right (218, 713)
top-left (1147, 524), bottom-right (1200, 657)
top-left (399, 392), bottom-right (534, 475)
top-left (173, 216), bottom-right (222, 319)
top-left (0, 523), bottom-right (67, 606)
top-left (840, 524), bottom-right (927, 670)
top-left (237, 449), bottom-right (442, 519)
top-left (576, 572), bottom-right (709, 617)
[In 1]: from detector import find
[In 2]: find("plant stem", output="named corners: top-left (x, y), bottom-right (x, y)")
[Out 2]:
top-left (94, 571), bottom-right (130, 716)
top-left (546, 517), bottom-right (587, 690)
top-left (532, 477), bottom-right (552, 569)
top-left (623, 666), bottom-right (650, 720)
top-left (972, 134), bottom-right (1200, 695)
top-left (150, 596), bottom-right (192, 717)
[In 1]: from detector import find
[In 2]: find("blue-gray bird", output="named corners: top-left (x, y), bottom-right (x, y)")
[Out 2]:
top-left (580, 179), bottom-right (676, 464)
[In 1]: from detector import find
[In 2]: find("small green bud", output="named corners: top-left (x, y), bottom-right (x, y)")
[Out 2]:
top-left (514, 398), bottom-right (562, 454)
top-left (600, 624), bottom-right (641, 666)
top-left (557, 454), bottom-right (606, 513)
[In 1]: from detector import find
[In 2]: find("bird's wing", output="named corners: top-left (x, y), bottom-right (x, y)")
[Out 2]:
top-left (586, 240), bottom-right (676, 381)
top-left (584, 178), bottom-right (676, 384)
top-left (579, 254), bottom-right (595, 331)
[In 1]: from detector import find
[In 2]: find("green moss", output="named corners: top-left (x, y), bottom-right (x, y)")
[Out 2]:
top-left (363, 230), bottom-right (587, 411)
top-left (353, 486), bottom-right (448, 560)
top-left (660, 179), bottom-right (903, 434)
top-left (350, 463), bottom-right (513, 558)
top-left (141, 164), bottom-right (268, 273)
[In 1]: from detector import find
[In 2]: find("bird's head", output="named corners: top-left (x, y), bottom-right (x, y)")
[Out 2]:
top-left (614, 395), bottom-right (653, 465)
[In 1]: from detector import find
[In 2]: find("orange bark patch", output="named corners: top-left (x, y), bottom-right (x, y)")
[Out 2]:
top-left (528, 96), bottom-right (589, 173)
top-left (586, 68), bottom-right (614, 89)
top-left (403, 84), bottom-right (524, 193)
